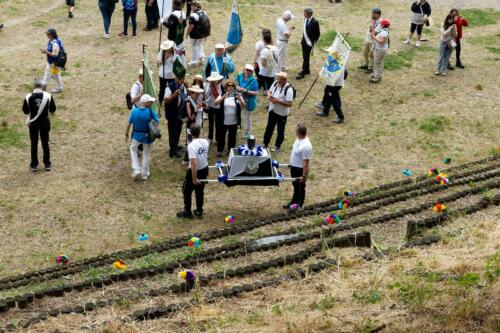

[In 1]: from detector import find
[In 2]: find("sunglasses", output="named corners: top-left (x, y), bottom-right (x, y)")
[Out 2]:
top-left (226, 84), bottom-right (235, 87)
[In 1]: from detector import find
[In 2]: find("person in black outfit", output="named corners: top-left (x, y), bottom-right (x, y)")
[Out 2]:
top-left (163, 0), bottom-right (187, 40)
top-left (22, 80), bottom-right (57, 172)
top-left (144, 0), bottom-right (159, 31)
top-left (296, 7), bottom-right (320, 80)
top-left (163, 77), bottom-right (187, 159)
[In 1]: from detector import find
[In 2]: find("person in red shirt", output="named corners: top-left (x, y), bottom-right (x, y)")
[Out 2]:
top-left (450, 8), bottom-right (468, 69)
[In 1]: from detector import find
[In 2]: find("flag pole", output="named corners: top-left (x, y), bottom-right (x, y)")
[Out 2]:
top-left (298, 75), bottom-right (319, 109)
top-left (158, 0), bottom-right (164, 51)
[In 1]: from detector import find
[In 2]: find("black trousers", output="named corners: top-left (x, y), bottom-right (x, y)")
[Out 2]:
top-left (123, 8), bottom-right (137, 35)
top-left (29, 121), bottom-right (50, 167)
top-left (455, 38), bottom-right (462, 65)
top-left (410, 23), bottom-right (424, 35)
top-left (322, 86), bottom-right (344, 119)
top-left (301, 38), bottom-right (313, 74)
top-left (290, 166), bottom-right (306, 207)
top-left (257, 74), bottom-right (274, 92)
top-left (183, 167), bottom-right (209, 213)
top-left (145, 0), bottom-right (159, 29)
top-left (214, 106), bottom-right (224, 143)
top-left (263, 111), bottom-right (287, 149)
top-left (217, 124), bottom-right (238, 154)
top-left (206, 107), bottom-right (218, 141)
top-left (158, 77), bottom-right (175, 103)
top-left (167, 117), bottom-right (183, 156)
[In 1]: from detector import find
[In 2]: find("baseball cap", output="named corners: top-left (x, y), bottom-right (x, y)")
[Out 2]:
top-left (140, 94), bottom-right (156, 104)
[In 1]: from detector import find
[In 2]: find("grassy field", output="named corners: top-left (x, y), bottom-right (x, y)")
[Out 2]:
top-left (0, 0), bottom-right (499, 332)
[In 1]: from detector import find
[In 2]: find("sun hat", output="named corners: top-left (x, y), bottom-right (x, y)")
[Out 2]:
top-left (140, 94), bottom-right (156, 104)
top-left (275, 71), bottom-right (288, 79)
top-left (193, 74), bottom-right (204, 81)
top-left (215, 43), bottom-right (225, 49)
top-left (244, 64), bottom-right (254, 71)
top-left (283, 10), bottom-right (295, 19)
top-left (160, 40), bottom-right (175, 50)
top-left (223, 79), bottom-right (236, 88)
top-left (207, 71), bottom-right (224, 81)
top-left (188, 85), bottom-right (204, 93)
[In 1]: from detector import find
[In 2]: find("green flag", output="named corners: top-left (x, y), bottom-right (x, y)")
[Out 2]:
top-left (173, 23), bottom-right (187, 79)
top-left (143, 49), bottom-right (159, 114)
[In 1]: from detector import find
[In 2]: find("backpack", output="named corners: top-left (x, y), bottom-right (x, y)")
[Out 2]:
top-left (271, 81), bottom-right (296, 100)
top-left (195, 10), bottom-right (211, 38)
top-left (126, 82), bottom-right (140, 110)
top-left (264, 46), bottom-right (279, 68)
top-left (55, 47), bottom-right (67, 69)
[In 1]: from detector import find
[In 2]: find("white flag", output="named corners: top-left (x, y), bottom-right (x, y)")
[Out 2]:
top-left (319, 31), bottom-right (351, 86)
top-left (157, 0), bottom-right (173, 20)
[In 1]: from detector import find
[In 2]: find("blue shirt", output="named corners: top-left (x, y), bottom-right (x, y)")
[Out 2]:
top-left (205, 53), bottom-right (235, 79)
top-left (47, 38), bottom-right (63, 65)
top-left (122, 0), bottom-right (136, 10)
top-left (128, 106), bottom-right (160, 144)
top-left (235, 73), bottom-right (259, 111)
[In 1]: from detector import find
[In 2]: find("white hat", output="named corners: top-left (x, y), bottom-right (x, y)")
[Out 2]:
top-left (283, 10), bottom-right (295, 19)
top-left (275, 71), bottom-right (288, 79)
top-left (160, 39), bottom-right (175, 50)
top-left (207, 71), bottom-right (224, 81)
top-left (138, 68), bottom-right (153, 76)
top-left (244, 64), bottom-right (254, 71)
top-left (188, 85), bottom-right (204, 93)
top-left (193, 74), bottom-right (204, 81)
top-left (140, 94), bottom-right (156, 104)
top-left (215, 43), bottom-right (225, 49)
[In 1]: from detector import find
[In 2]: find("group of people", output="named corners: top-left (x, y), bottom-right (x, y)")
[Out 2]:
top-left (23, 0), bottom-right (474, 219)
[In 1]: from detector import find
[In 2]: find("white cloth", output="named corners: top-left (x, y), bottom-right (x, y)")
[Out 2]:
top-left (276, 40), bottom-right (288, 70)
top-left (332, 68), bottom-right (345, 88)
top-left (258, 46), bottom-right (278, 78)
top-left (364, 19), bottom-right (382, 44)
top-left (440, 23), bottom-right (457, 42)
top-left (189, 38), bottom-right (205, 65)
top-left (157, 51), bottom-right (175, 79)
top-left (172, 10), bottom-right (186, 21)
top-left (49, 40), bottom-right (60, 58)
top-left (223, 97), bottom-right (238, 125)
top-left (43, 63), bottom-right (63, 91)
top-left (187, 138), bottom-right (209, 170)
top-left (276, 17), bottom-right (289, 41)
top-left (243, 110), bottom-right (252, 132)
top-left (268, 82), bottom-right (294, 117)
top-left (204, 84), bottom-right (222, 108)
top-left (255, 40), bottom-right (265, 64)
top-left (303, 17), bottom-right (313, 47)
top-left (374, 29), bottom-right (389, 50)
top-left (290, 137), bottom-right (312, 168)
top-left (130, 80), bottom-right (144, 107)
top-left (130, 139), bottom-right (152, 177)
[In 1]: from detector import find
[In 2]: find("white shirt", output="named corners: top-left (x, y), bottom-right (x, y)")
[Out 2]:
top-left (172, 10), bottom-right (186, 21)
top-left (50, 40), bottom-right (60, 57)
top-left (157, 51), bottom-right (175, 79)
top-left (268, 81), bottom-right (294, 117)
top-left (223, 97), bottom-right (238, 125)
top-left (258, 46), bottom-right (277, 78)
top-left (365, 19), bottom-right (382, 44)
top-left (130, 80), bottom-right (143, 107)
top-left (290, 137), bottom-right (312, 168)
top-left (188, 138), bottom-right (209, 170)
top-left (276, 18), bottom-right (290, 41)
top-left (303, 17), bottom-right (313, 47)
top-left (374, 29), bottom-right (389, 50)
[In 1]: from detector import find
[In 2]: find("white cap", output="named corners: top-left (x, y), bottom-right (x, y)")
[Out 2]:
top-left (244, 64), bottom-right (254, 71)
top-left (140, 94), bottom-right (156, 104)
top-left (275, 71), bottom-right (288, 79)
top-left (283, 10), bottom-right (295, 19)
top-left (215, 43), bottom-right (225, 49)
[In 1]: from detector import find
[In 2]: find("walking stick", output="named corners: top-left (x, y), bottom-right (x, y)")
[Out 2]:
top-left (298, 75), bottom-right (319, 109)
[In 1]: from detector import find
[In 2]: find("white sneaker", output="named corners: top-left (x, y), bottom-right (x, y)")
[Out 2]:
top-left (403, 39), bottom-right (410, 45)
top-left (103, 33), bottom-right (110, 39)
top-left (51, 89), bottom-right (63, 94)
top-left (434, 71), bottom-right (441, 75)
top-left (415, 41), bottom-right (421, 47)
top-left (314, 102), bottom-right (324, 110)
top-left (132, 170), bottom-right (141, 179)
top-left (141, 174), bottom-right (148, 181)
top-left (271, 146), bottom-right (280, 152)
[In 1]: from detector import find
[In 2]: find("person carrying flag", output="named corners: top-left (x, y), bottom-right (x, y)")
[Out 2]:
top-left (204, 44), bottom-right (235, 79)
top-left (163, 0), bottom-right (186, 40)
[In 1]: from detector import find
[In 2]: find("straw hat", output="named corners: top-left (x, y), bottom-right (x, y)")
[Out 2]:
top-left (193, 74), bottom-right (204, 81)
top-left (275, 71), bottom-right (288, 79)
top-left (160, 40), bottom-right (175, 50)
top-left (207, 71), bottom-right (224, 82)
top-left (223, 79), bottom-right (236, 88)
top-left (188, 85), bottom-right (204, 93)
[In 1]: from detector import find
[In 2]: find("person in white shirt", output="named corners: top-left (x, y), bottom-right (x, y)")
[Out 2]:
top-left (263, 72), bottom-right (294, 152)
top-left (284, 124), bottom-right (312, 209)
top-left (275, 10), bottom-right (295, 71)
top-left (130, 69), bottom-right (145, 108)
top-left (370, 19), bottom-right (391, 83)
top-left (157, 40), bottom-right (175, 104)
top-left (359, 7), bottom-right (382, 73)
top-left (256, 30), bottom-right (279, 93)
top-left (177, 124), bottom-right (209, 219)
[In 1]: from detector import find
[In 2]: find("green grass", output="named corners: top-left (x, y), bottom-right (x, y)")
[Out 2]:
top-left (461, 9), bottom-right (500, 27)
top-left (418, 116), bottom-right (451, 134)
top-left (470, 33), bottom-right (500, 54)
top-left (0, 121), bottom-right (23, 148)
top-left (384, 46), bottom-right (434, 70)
top-left (316, 30), bottom-right (363, 52)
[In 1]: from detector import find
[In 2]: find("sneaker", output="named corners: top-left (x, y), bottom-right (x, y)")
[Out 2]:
top-left (118, 32), bottom-right (128, 38)
top-left (334, 117), bottom-right (344, 124)
top-left (415, 41), bottom-right (421, 47)
top-left (403, 39), bottom-right (410, 45)
top-left (51, 89), bottom-right (63, 94)
top-left (29, 165), bottom-right (38, 172)
top-left (456, 63), bottom-right (465, 69)
top-left (45, 163), bottom-right (51, 171)
top-left (68, 12), bottom-right (73, 18)
top-left (448, 65), bottom-right (455, 70)
top-left (434, 71), bottom-right (441, 75)
top-left (314, 102), bottom-right (324, 109)
top-left (132, 170), bottom-right (141, 179)
top-left (316, 112), bottom-right (328, 117)
top-left (141, 174), bottom-right (148, 181)
top-left (176, 210), bottom-right (193, 218)
top-left (271, 146), bottom-right (280, 152)
top-left (203, 113), bottom-right (209, 120)
top-left (369, 78), bottom-right (380, 84)
top-left (103, 33), bottom-right (110, 39)
top-left (194, 210), bottom-right (203, 219)
top-left (358, 64), bottom-right (369, 70)
top-left (441, 72), bottom-right (447, 76)
top-left (132, 33), bottom-right (137, 37)
top-left (282, 202), bottom-right (292, 209)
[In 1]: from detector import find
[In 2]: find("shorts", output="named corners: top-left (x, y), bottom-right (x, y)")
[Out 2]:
top-left (410, 23), bottom-right (423, 35)
top-left (66, 0), bottom-right (75, 6)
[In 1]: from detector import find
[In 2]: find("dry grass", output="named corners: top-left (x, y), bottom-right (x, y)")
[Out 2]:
top-left (0, 0), bottom-right (499, 332)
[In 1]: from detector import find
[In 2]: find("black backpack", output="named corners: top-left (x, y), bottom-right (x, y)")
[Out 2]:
top-left (271, 81), bottom-right (296, 100)
top-left (195, 11), bottom-right (211, 38)
top-left (126, 82), bottom-right (140, 110)
top-left (55, 44), bottom-right (67, 69)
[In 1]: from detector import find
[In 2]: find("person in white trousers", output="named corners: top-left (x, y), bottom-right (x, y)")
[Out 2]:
top-left (41, 28), bottom-right (64, 93)
top-left (125, 94), bottom-right (160, 180)
top-left (276, 10), bottom-right (295, 71)
top-left (186, 1), bottom-right (210, 66)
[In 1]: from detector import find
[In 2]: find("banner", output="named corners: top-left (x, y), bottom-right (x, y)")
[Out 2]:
top-left (157, 0), bottom-right (173, 20)
top-left (319, 31), bottom-right (351, 85)
top-left (143, 49), bottom-right (159, 114)
top-left (225, 0), bottom-right (243, 53)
